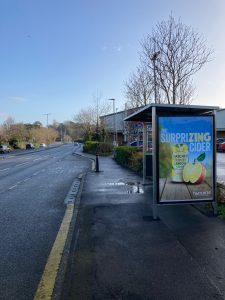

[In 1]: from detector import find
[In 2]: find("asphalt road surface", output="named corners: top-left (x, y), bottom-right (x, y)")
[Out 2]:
top-left (0, 143), bottom-right (91, 300)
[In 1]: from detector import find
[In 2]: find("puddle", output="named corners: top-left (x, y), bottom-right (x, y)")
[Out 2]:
top-left (106, 179), bottom-right (144, 194)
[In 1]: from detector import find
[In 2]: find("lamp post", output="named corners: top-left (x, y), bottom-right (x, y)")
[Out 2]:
top-left (151, 51), bottom-right (160, 220)
top-left (108, 98), bottom-right (116, 146)
top-left (151, 51), bottom-right (160, 103)
top-left (116, 107), bottom-right (118, 145)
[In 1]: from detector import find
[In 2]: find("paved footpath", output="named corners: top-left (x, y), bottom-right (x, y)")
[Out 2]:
top-left (63, 153), bottom-right (225, 300)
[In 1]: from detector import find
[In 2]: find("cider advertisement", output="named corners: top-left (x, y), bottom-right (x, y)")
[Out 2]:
top-left (158, 116), bottom-right (214, 203)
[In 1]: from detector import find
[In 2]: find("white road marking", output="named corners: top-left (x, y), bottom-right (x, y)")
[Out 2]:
top-left (0, 168), bottom-right (10, 172)
top-left (24, 178), bottom-right (31, 182)
top-left (33, 172), bottom-right (40, 176)
top-left (9, 185), bottom-right (17, 190)
top-left (15, 162), bottom-right (30, 167)
top-left (8, 177), bottom-right (32, 190)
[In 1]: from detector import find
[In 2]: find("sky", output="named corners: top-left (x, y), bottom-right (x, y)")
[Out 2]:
top-left (0, 0), bottom-right (225, 125)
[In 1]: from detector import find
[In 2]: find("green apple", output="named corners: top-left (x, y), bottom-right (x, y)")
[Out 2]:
top-left (183, 162), bottom-right (206, 184)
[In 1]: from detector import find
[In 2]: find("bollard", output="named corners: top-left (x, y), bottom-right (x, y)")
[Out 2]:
top-left (137, 181), bottom-right (140, 193)
top-left (95, 154), bottom-right (99, 172)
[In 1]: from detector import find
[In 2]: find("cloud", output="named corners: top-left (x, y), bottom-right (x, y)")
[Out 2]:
top-left (102, 45), bottom-right (108, 51)
top-left (8, 96), bottom-right (26, 102)
top-left (101, 44), bottom-right (122, 52)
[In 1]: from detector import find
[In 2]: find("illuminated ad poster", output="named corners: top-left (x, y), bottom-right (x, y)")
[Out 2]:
top-left (158, 116), bottom-right (214, 203)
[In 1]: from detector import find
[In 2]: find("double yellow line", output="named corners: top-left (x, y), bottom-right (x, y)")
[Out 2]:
top-left (34, 171), bottom-right (86, 300)
top-left (34, 203), bottom-right (74, 299)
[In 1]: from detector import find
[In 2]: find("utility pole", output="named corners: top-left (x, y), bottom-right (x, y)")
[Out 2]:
top-left (61, 124), bottom-right (63, 143)
top-left (44, 113), bottom-right (51, 144)
top-left (44, 113), bottom-right (51, 127)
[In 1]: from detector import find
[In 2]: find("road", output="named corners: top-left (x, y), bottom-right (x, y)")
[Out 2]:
top-left (0, 145), bottom-right (224, 299)
top-left (0, 143), bottom-right (91, 300)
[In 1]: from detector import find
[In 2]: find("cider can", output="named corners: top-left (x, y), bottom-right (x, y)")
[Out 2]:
top-left (171, 144), bottom-right (189, 182)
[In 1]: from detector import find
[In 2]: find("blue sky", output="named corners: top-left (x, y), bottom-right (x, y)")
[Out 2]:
top-left (0, 0), bottom-right (225, 125)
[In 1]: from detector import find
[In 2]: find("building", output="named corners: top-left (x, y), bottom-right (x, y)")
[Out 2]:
top-left (100, 106), bottom-right (149, 145)
top-left (100, 106), bottom-right (225, 144)
top-left (216, 109), bottom-right (225, 138)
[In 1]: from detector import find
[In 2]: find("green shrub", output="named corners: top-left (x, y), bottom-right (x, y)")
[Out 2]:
top-left (115, 146), bottom-right (143, 173)
top-left (83, 141), bottom-right (113, 155)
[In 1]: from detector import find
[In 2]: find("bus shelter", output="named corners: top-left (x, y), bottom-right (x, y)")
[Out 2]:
top-left (124, 104), bottom-right (219, 219)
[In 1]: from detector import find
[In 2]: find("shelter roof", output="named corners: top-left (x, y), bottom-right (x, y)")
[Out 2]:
top-left (124, 104), bottom-right (219, 122)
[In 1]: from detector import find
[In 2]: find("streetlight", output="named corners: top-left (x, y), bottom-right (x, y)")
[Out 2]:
top-left (116, 107), bottom-right (118, 145)
top-left (151, 51), bottom-right (160, 103)
top-left (108, 98), bottom-right (116, 146)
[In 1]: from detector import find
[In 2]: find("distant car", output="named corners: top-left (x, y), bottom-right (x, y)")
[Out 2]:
top-left (26, 143), bottom-right (35, 150)
top-left (129, 141), bottom-right (152, 151)
top-left (217, 138), bottom-right (225, 150)
top-left (218, 142), bottom-right (225, 152)
top-left (74, 142), bottom-right (79, 146)
top-left (130, 141), bottom-right (143, 147)
top-left (39, 143), bottom-right (46, 148)
top-left (0, 145), bottom-right (11, 153)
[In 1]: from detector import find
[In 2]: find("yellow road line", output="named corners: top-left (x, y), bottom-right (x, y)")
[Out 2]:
top-left (34, 204), bottom-right (74, 300)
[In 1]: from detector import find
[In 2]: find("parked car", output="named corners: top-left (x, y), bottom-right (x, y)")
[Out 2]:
top-left (130, 140), bottom-right (143, 147)
top-left (218, 142), bottom-right (225, 152)
top-left (39, 143), bottom-right (46, 148)
top-left (130, 140), bottom-right (152, 152)
top-left (26, 143), bottom-right (35, 150)
top-left (0, 145), bottom-right (11, 153)
top-left (217, 138), bottom-right (225, 150)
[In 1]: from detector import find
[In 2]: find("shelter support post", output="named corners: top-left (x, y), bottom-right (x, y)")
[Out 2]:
top-left (152, 107), bottom-right (158, 220)
top-left (213, 109), bottom-right (218, 216)
top-left (143, 123), bottom-right (147, 184)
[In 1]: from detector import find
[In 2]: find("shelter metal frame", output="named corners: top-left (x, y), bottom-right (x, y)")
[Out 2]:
top-left (124, 104), bottom-right (219, 219)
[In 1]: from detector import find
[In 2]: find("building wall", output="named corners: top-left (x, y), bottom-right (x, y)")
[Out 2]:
top-left (100, 108), bottom-right (140, 145)
top-left (216, 109), bottom-right (225, 138)
top-left (216, 109), bottom-right (225, 128)
top-left (100, 107), bottom-right (225, 143)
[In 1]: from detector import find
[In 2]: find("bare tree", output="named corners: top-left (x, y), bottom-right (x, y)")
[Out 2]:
top-left (3, 116), bottom-right (15, 131)
top-left (124, 15), bottom-right (205, 107)
top-left (92, 92), bottom-right (111, 125)
top-left (124, 66), bottom-right (155, 108)
top-left (139, 15), bottom-right (213, 104)
top-left (73, 94), bottom-right (111, 141)
top-left (74, 107), bottom-right (95, 140)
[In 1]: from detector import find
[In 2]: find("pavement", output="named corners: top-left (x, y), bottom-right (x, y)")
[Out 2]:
top-left (61, 151), bottom-right (225, 300)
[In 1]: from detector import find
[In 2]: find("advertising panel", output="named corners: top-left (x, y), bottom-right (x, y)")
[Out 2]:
top-left (158, 116), bottom-right (214, 203)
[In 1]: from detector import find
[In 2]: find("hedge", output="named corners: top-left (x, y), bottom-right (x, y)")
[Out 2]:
top-left (115, 146), bottom-right (143, 173)
top-left (83, 141), bottom-right (113, 155)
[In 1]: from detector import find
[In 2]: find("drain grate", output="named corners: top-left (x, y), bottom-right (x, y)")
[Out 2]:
top-left (64, 178), bottom-right (81, 204)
